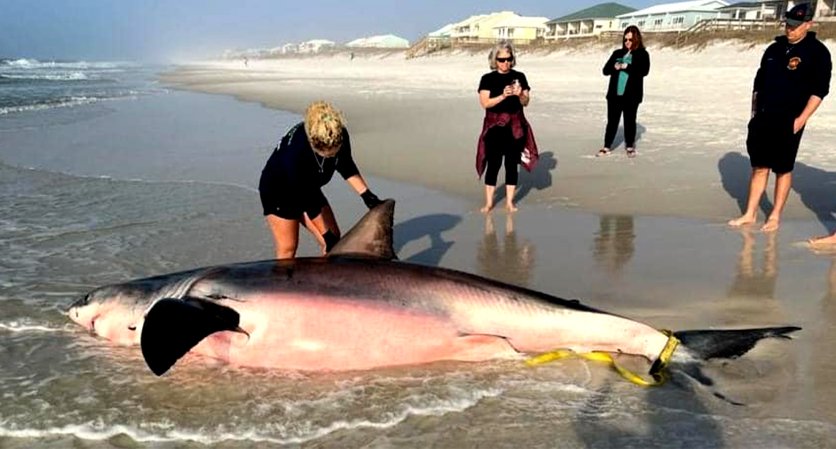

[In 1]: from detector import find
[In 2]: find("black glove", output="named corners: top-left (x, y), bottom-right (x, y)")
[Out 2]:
top-left (322, 230), bottom-right (340, 253)
top-left (361, 189), bottom-right (383, 210)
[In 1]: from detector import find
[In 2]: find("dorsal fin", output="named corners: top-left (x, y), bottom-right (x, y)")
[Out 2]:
top-left (328, 199), bottom-right (396, 260)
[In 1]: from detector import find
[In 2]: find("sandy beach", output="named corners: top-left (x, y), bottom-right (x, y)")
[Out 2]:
top-left (3, 39), bottom-right (836, 447)
top-left (163, 41), bottom-right (836, 222)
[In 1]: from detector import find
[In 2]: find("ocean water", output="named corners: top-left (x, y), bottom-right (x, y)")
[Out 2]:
top-left (1, 60), bottom-right (835, 448)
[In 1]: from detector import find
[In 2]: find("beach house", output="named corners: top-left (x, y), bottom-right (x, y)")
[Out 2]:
top-left (719, 1), bottom-right (782, 20)
top-left (297, 39), bottom-right (336, 54)
top-left (450, 11), bottom-right (519, 43)
top-left (346, 34), bottom-right (410, 48)
top-left (616, 0), bottom-right (729, 32)
top-left (492, 16), bottom-right (550, 44)
top-left (545, 3), bottom-right (637, 39)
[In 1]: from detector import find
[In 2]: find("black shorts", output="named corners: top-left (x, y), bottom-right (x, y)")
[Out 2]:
top-left (259, 186), bottom-right (328, 220)
top-left (746, 114), bottom-right (804, 174)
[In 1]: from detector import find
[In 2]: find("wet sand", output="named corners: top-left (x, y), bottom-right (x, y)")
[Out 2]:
top-left (158, 43), bottom-right (836, 431)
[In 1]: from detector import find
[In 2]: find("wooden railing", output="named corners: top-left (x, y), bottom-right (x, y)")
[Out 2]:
top-left (675, 18), bottom-right (780, 44)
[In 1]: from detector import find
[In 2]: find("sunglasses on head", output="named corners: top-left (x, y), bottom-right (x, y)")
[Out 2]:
top-left (496, 57), bottom-right (513, 63)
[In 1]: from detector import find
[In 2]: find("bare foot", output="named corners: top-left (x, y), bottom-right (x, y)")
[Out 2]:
top-left (728, 215), bottom-right (756, 227)
top-left (809, 233), bottom-right (836, 246)
top-left (506, 202), bottom-right (518, 213)
top-left (480, 204), bottom-right (493, 213)
top-left (761, 217), bottom-right (780, 232)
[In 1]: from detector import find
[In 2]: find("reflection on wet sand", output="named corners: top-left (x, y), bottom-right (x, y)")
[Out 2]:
top-left (720, 230), bottom-right (785, 327)
top-left (593, 215), bottom-right (635, 277)
top-left (812, 257), bottom-right (836, 419)
top-left (477, 213), bottom-right (535, 287)
top-left (727, 229), bottom-right (777, 300)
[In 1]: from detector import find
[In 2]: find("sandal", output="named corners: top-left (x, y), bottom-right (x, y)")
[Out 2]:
top-left (626, 148), bottom-right (637, 158)
top-left (596, 148), bottom-right (611, 157)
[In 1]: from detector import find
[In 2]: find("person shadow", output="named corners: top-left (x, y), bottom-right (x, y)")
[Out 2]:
top-left (515, 151), bottom-right (558, 204)
top-left (790, 161), bottom-right (836, 234)
top-left (607, 123), bottom-right (647, 152)
top-left (593, 215), bottom-right (635, 278)
top-left (719, 152), bottom-right (773, 216)
top-left (476, 212), bottom-right (535, 288)
top-left (393, 214), bottom-right (461, 266)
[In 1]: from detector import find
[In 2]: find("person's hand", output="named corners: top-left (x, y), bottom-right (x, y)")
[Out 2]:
top-left (321, 230), bottom-right (339, 254)
top-left (793, 116), bottom-right (806, 134)
top-left (511, 83), bottom-right (522, 96)
top-left (502, 85), bottom-right (514, 97)
top-left (361, 189), bottom-right (383, 209)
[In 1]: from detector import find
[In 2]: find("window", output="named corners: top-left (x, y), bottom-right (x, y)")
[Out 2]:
top-left (672, 16), bottom-right (685, 25)
top-left (638, 20), bottom-right (645, 27)
top-left (654, 18), bottom-right (663, 26)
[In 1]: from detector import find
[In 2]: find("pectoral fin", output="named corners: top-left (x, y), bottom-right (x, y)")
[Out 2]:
top-left (140, 297), bottom-right (244, 376)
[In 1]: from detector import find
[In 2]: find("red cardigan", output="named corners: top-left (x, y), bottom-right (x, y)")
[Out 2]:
top-left (475, 110), bottom-right (539, 177)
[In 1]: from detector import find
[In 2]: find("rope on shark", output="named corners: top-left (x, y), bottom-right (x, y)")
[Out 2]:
top-left (526, 330), bottom-right (680, 387)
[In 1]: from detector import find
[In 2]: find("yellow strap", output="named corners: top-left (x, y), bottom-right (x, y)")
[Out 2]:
top-left (525, 330), bottom-right (680, 387)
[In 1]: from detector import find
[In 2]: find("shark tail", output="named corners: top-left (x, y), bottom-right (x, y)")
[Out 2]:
top-left (671, 326), bottom-right (801, 362)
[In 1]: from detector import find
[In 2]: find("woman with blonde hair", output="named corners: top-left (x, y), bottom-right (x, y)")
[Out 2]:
top-left (476, 40), bottom-right (538, 213)
top-left (259, 101), bottom-right (383, 258)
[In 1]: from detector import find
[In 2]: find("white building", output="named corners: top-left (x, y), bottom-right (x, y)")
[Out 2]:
top-left (298, 39), bottom-right (336, 54)
top-left (616, 0), bottom-right (729, 32)
top-left (346, 34), bottom-right (410, 48)
top-left (492, 16), bottom-right (550, 43)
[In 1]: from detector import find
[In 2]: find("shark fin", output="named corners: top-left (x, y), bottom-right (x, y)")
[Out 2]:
top-left (329, 199), bottom-right (397, 260)
top-left (674, 326), bottom-right (801, 361)
top-left (140, 297), bottom-right (243, 376)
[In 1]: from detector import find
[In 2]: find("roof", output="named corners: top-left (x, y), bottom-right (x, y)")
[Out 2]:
top-left (428, 23), bottom-right (455, 37)
top-left (618, 0), bottom-right (729, 17)
top-left (345, 34), bottom-right (410, 48)
top-left (549, 3), bottom-right (636, 23)
top-left (720, 1), bottom-right (781, 9)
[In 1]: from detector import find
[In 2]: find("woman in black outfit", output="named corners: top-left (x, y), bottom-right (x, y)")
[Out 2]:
top-left (258, 101), bottom-right (382, 259)
top-left (597, 26), bottom-right (650, 158)
top-left (476, 40), bottom-right (538, 213)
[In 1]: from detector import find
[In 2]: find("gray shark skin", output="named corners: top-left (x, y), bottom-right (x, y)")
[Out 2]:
top-left (68, 200), bottom-right (800, 377)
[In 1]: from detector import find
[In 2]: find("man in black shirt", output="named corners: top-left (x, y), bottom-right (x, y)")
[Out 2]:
top-left (729, 3), bottom-right (831, 232)
top-left (259, 101), bottom-right (383, 258)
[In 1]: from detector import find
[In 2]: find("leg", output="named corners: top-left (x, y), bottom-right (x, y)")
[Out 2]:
top-left (623, 101), bottom-right (639, 155)
top-left (265, 215), bottom-right (300, 259)
top-left (728, 167), bottom-right (770, 227)
top-left (303, 204), bottom-right (340, 236)
top-left (503, 139), bottom-right (521, 212)
top-left (481, 185), bottom-right (496, 213)
top-left (482, 129), bottom-right (504, 213)
top-left (762, 171), bottom-right (792, 232)
top-left (603, 98), bottom-right (623, 151)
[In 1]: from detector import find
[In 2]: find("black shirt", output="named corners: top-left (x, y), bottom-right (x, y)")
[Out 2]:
top-left (754, 32), bottom-right (832, 117)
top-left (602, 47), bottom-right (650, 103)
top-left (478, 69), bottom-right (530, 114)
top-left (259, 122), bottom-right (360, 217)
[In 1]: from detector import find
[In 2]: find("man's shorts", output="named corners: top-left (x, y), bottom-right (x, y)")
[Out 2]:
top-left (259, 186), bottom-right (328, 220)
top-left (746, 113), bottom-right (805, 174)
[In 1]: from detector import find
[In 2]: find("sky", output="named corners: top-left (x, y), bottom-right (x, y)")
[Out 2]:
top-left (0, 0), bottom-right (661, 62)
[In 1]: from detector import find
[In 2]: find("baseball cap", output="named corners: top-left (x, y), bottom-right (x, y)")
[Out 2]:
top-left (785, 3), bottom-right (814, 26)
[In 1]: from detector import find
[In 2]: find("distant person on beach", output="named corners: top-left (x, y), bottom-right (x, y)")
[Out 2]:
top-left (596, 25), bottom-right (650, 159)
top-left (259, 101), bottom-right (384, 258)
top-left (729, 3), bottom-right (831, 232)
top-left (476, 40), bottom-right (539, 213)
